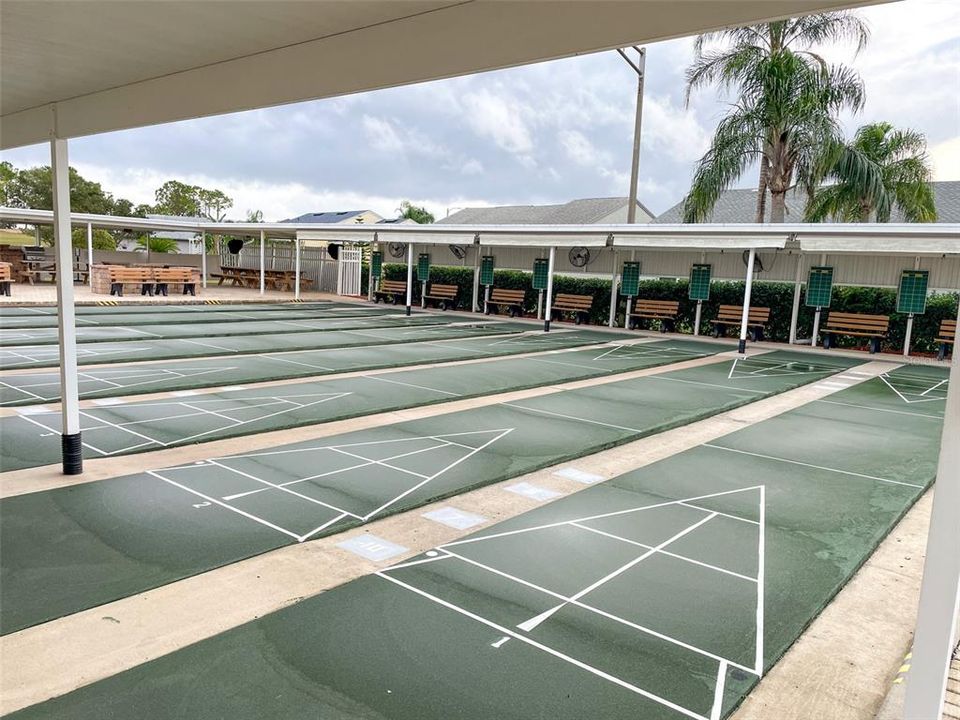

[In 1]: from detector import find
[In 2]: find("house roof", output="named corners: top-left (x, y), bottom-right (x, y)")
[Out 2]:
top-left (280, 210), bottom-right (370, 224)
top-left (438, 197), bottom-right (653, 225)
top-left (654, 181), bottom-right (960, 224)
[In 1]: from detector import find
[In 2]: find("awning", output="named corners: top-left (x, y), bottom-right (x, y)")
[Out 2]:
top-left (800, 235), bottom-right (960, 255)
top-left (612, 234), bottom-right (788, 250)
top-left (479, 233), bottom-right (610, 248)
top-left (296, 229), bottom-right (477, 246)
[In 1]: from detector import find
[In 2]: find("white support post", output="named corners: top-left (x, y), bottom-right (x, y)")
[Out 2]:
top-left (51, 138), bottom-right (82, 475)
top-left (294, 238), bottom-right (301, 300)
top-left (367, 238), bottom-right (376, 302)
top-left (483, 285), bottom-right (490, 315)
top-left (472, 244), bottom-right (481, 313)
top-left (694, 301), bottom-right (702, 336)
top-left (405, 243), bottom-right (414, 316)
top-left (201, 232), bottom-right (207, 289)
top-left (904, 256), bottom-right (921, 357)
top-left (811, 253), bottom-right (827, 348)
top-left (789, 253), bottom-right (803, 345)
top-left (608, 251), bottom-right (618, 328)
top-left (34, 225), bottom-right (40, 245)
top-left (903, 346), bottom-right (960, 719)
top-left (86, 222), bottom-right (93, 287)
top-left (259, 231), bottom-right (265, 296)
top-left (738, 248), bottom-right (757, 354)
top-left (544, 246), bottom-right (556, 332)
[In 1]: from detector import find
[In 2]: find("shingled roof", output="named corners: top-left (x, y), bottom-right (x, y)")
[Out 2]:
top-left (439, 197), bottom-right (654, 225)
top-left (654, 181), bottom-right (960, 224)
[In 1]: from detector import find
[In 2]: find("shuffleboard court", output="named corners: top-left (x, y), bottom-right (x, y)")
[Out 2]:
top-left (0, 312), bottom-right (454, 346)
top-left (0, 304), bottom-right (410, 329)
top-left (0, 321), bottom-right (534, 370)
top-left (0, 301), bottom-right (341, 317)
top-left (0, 329), bottom-right (636, 406)
top-left (6, 365), bottom-right (944, 720)
top-left (0, 340), bottom-right (723, 471)
top-left (0, 351), bottom-right (860, 634)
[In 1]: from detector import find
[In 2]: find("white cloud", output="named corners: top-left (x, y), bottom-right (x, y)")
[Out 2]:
top-left (642, 95), bottom-right (711, 164)
top-left (461, 88), bottom-right (535, 154)
top-left (559, 130), bottom-right (611, 167)
top-left (460, 159), bottom-right (484, 175)
top-left (931, 136), bottom-right (960, 181)
top-left (361, 116), bottom-right (404, 153)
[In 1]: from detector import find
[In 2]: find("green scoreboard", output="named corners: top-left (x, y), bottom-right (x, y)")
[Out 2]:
top-left (805, 266), bottom-right (834, 308)
top-left (417, 253), bottom-right (431, 282)
top-left (532, 258), bottom-right (550, 290)
top-left (688, 264), bottom-right (712, 301)
top-left (371, 251), bottom-right (383, 279)
top-left (897, 269), bottom-right (929, 315)
top-left (621, 261), bottom-right (641, 297)
top-left (480, 256), bottom-right (495, 286)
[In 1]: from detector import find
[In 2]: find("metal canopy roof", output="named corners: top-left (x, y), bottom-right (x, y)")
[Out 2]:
top-left (5, 207), bottom-right (958, 255)
top-left (1, 0), bottom-right (883, 149)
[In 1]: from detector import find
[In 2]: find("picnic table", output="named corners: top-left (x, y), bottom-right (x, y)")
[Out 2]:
top-left (213, 267), bottom-right (312, 292)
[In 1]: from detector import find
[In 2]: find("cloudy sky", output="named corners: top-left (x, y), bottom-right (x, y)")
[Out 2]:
top-left (2, 0), bottom-right (958, 222)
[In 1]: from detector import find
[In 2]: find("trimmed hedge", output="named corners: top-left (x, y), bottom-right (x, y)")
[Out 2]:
top-left (366, 263), bottom-right (957, 354)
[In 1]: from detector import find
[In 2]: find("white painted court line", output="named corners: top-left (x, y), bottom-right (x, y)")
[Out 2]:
top-left (364, 374), bottom-right (462, 397)
top-left (442, 486), bottom-right (764, 550)
top-left (514, 512), bottom-right (718, 632)
top-left (710, 661), bottom-right (728, 720)
top-left (814, 398), bottom-right (944, 420)
top-left (501, 402), bottom-right (643, 434)
top-left (376, 572), bottom-right (711, 720)
top-left (702, 443), bottom-right (925, 489)
top-left (146, 469), bottom-right (302, 542)
top-left (647, 375), bottom-right (765, 395)
top-left (568, 522), bottom-right (757, 583)
top-left (90, 398), bottom-right (126, 406)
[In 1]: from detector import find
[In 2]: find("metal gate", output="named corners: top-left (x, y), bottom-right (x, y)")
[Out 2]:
top-left (337, 244), bottom-right (362, 296)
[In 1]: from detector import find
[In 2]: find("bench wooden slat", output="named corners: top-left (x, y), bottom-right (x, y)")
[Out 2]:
top-left (423, 284), bottom-right (458, 299)
top-left (938, 319), bottom-right (956, 344)
top-left (552, 293), bottom-right (593, 310)
top-left (489, 289), bottom-right (525, 303)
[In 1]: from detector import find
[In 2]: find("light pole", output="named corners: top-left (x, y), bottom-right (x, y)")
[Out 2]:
top-left (617, 46), bottom-right (646, 224)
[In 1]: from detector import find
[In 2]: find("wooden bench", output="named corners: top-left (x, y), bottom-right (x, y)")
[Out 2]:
top-left (711, 304), bottom-right (771, 341)
top-left (628, 299), bottom-right (680, 332)
top-left (820, 311), bottom-right (889, 354)
top-left (486, 288), bottom-right (526, 317)
top-left (551, 293), bottom-right (594, 325)
top-left (109, 267), bottom-right (155, 296)
top-left (0, 262), bottom-right (15, 296)
top-left (936, 319), bottom-right (956, 361)
top-left (423, 283), bottom-right (458, 311)
top-left (154, 268), bottom-right (197, 296)
top-left (373, 279), bottom-right (407, 304)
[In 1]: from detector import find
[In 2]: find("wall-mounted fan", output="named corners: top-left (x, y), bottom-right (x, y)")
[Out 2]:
top-left (449, 244), bottom-right (467, 260)
top-left (569, 246), bottom-right (591, 268)
top-left (388, 242), bottom-right (407, 258)
top-left (327, 243), bottom-right (340, 261)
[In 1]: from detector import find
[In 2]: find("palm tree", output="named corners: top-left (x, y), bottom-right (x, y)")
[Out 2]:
top-left (683, 13), bottom-right (870, 223)
top-left (136, 236), bottom-right (179, 254)
top-left (805, 122), bottom-right (936, 222)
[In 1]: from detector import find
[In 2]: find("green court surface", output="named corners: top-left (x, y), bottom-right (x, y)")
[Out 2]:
top-left (0, 304), bottom-right (405, 329)
top-left (0, 340), bottom-right (723, 471)
top-left (0, 329), bottom-right (632, 406)
top-left (0, 312), bottom-right (452, 346)
top-left (0, 351), bottom-right (859, 635)
top-left (0, 321), bottom-right (532, 370)
top-left (0, 301), bottom-right (337, 317)
top-left (6, 366), bottom-right (945, 720)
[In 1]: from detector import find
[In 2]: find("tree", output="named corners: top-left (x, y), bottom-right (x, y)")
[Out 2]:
top-left (153, 180), bottom-right (201, 217)
top-left (197, 189), bottom-right (232, 221)
top-left (683, 13), bottom-right (869, 222)
top-left (0, 161), bottom-right (16, 207)
top-left (805, 121), bottom-right (936, 223)
top-left (399, 201), bottom-right (435, 224)
top-left (4, 165), bottom-right (129, 215)
top-left (136, 235), bottom-right (179, 254)
top-left (71, 227), bottom-right (116, 250)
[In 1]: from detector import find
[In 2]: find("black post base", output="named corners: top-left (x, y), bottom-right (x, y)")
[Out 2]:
top-left (62, 432), bottom-right (83, 475)
top-left (544, 319), bottom-right (551, 332)
top-left (406, 305), bottom-right (412, 316)
top-left (737, 338), bottom-right (747, 354)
